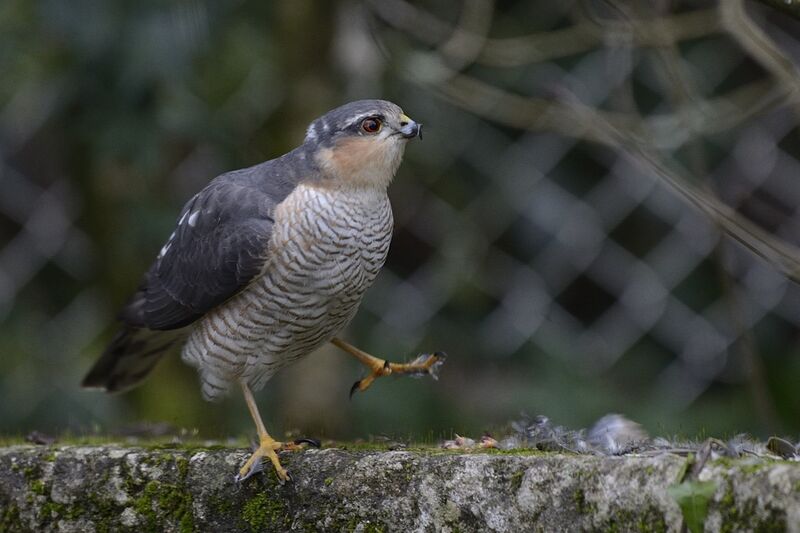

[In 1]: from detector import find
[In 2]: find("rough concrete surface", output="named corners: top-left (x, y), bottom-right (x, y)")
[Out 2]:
top-left (0, 444), bottom-right (798, 532)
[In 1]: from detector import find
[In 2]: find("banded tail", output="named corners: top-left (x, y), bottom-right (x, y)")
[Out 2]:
top-left (82, 327), bottom-right (187, 393)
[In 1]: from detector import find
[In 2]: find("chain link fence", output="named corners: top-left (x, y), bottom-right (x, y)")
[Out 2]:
top-left (2, 0), bottom-right (800, 438)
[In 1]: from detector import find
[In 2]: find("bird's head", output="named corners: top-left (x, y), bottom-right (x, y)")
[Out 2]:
top-left (306, 99), bottom-right (422, 189)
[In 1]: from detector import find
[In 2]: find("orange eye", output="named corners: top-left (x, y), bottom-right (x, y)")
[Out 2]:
top-left (361, 118), bottom-right (382, 134)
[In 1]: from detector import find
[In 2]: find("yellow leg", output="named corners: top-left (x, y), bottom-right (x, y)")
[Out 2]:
top-left (237, 380), bottom-right (303, 483)
top-left (330, 337), bottom-right (445, 395)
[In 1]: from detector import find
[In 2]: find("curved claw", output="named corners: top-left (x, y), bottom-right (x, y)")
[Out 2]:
top-left (406, 351), bottom-right (447, 380)
top-left (234, 457), bottom-right (264, 484)
top-left (349, 352), bottom-right (448, 398)
top-left (293, 437), bottom-right (321, 448)
top-left (350, 361), bottom-right (391, 398)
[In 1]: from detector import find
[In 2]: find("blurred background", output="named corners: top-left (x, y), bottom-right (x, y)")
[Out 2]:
top-left (2, 0), bottom-right (800, 443)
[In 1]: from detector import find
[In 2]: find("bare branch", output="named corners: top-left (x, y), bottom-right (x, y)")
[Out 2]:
top-left (573, 102), bottom-right (800, 285)
top-left (435, 0), bottom-right (496, 72)
top-left (368, 0), bottom-right (722, 67)
top-left (721, 0), bottom-right (800, 105)
top-left (749, 0), bottom-right (800, 21)
top-left (416, 62), bottom-right (786, 149)
top-left (480, 9), bottom-right (721, 67)
top-left (412, 62), bottom-right (800, 282)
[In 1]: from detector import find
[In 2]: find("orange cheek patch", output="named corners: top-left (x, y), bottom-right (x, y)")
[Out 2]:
top-left (327, 137), bottom-right (383, 178)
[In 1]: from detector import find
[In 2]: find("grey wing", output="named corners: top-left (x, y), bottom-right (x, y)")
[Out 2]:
top-left (119, 174), bottom-right (289, 330)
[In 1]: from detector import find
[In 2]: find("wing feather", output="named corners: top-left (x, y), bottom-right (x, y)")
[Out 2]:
top-left (119, 162), bottom-right (298, 330)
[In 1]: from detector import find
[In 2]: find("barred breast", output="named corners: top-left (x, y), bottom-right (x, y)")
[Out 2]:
top-left (182, 183), bottom-right (393, 400)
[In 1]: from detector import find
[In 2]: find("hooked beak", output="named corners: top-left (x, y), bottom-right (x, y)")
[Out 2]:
top-left (399, 114), bottom-right (423, 140)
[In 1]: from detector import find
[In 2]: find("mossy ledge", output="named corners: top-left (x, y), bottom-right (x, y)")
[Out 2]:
top-left (1, 445), bottom-right (799, 532)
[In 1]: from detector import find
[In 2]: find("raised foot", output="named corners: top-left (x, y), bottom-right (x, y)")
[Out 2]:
top-left (235, 437), bottom-right (320, 484)
top-left (350, 351), bottom-right (447, 397)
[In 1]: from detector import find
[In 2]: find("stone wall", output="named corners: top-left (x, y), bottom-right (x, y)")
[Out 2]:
top-left (0, 445), bottom-right (798, 532)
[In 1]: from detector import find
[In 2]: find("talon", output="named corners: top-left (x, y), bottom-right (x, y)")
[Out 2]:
top-left (427, 352), bottom-right (446, 380)
top-left (236, 457), bottom-right (264, 483)
top-left (275, 467), bottom-right (291, 483)
top-left (349, 369), bottom-right (382, 397)
top-left (332, 338), bottom-right (447, 394)
top-left (399, 351), bottom-right (447, 379)
top-left (294, 437), bottom-right (321, 448)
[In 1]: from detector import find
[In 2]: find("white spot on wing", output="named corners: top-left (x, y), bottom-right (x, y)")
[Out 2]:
top-left (158, 231), bottom-right (176, 259)
top-left (159, 242), bottom-right (171, 258)
top-left (188, 211), bottom-right (199, 227)
top-left (305, 123), bottom-right (318, 141)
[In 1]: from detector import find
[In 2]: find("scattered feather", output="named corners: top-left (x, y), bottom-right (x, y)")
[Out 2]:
top-left (588, 414), bottom-right (649, 455)
top-left (438, 413), bottom-right (799, 465)
top-left (766, 436), bottom-right (797, 459)
top-left (407, 352), bottom-right (447, 380)
top-left (442, 434), bottom-right (476, 449)
top-left (25, 431), bottom-right (57, 446)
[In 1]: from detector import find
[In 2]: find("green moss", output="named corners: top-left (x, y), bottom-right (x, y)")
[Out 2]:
top-left (116, 451), bottom-right (195, 531)
top-left (594, 504), bottom-right (667, 532)
top-left (324, 476), bottom-right (334, 486)
top-left (209, 494), bottom-right (235, 515)
top-left (720, 483), bottom-right (735, 509)
top-left (510, 470), bottom-right (524, 491)
top-left (711, 456), bottom-right (786, 473)
top-left (717, 481), bottom-right (786, 532)
top-left (361, 521), bottom-right (385, 533)
top-left (85, 493), bottom-right (119, 533)
top-left (39, 499), bottom-right (85, 523)
top-left (331, 443), bottom-right (550, 457)
top-left (715, 459), bottom-right (771, 475)
top-left (137, 440), bottom-right (244, 452)
top-left (572, 488), bottom-right (596, 515)
top-left (0, 502), bottom-right (21, 531)
top-left (337, 442), bottom-right (401, 452)
top-left (133, 479), bottom-right (194, 532)
top-left (635, 506), bottom-right (668, 533)
top-left (12, 435), bottom-right (244, 452)
top-left (242, 492), bottom-right (289, 531)
top-left (336, 516), bottom-right (386, 533)
top-left (477, 447), bottom-right (549, 456)
top-left (30, 479), bottom-right (46, 495)
top-left (132, 482), bottom-right (157, 521)
top-left (176, 455), bottom-right (189, 479)
top-left (40, 500), bottom-right (63, 519)
top-left (22, 465), bottom-right (37, 479)
top-left (21, 474), bottom-right (130, 531)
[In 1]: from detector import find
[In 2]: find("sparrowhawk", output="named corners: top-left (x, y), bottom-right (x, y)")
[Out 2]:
top-left (83, 100), bottom-right (444, 482)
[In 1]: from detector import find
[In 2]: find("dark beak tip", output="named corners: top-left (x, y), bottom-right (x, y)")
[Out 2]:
top-left (402, 123), bottom-right (422, 140)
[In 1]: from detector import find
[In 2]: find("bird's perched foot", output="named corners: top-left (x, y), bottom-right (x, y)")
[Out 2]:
top-left (330, 338), bottom-right (446, 396)
top-left (236, 380), bottom-right (321, 484)
top-left (236, 435), bottom-right (290, 484)
top-left (235, 437), bottom-right (321, 484)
